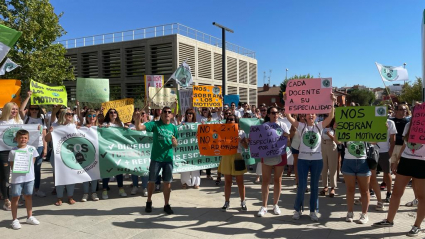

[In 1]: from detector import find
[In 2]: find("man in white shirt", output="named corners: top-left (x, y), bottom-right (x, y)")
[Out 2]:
top-left (230, 102), bottom-right (242, 118)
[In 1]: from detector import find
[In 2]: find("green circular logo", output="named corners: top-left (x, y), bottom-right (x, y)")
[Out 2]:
top-left (5, 63), bottom-right (13, 70)
top-left (60, 137), bottom-right (96, 170)
top-left (302, 131), bottom-right (319, 148)
top-left (322, 79), bottom-right (331, 87)
top-left (377, 107), bottom-right (386, 116)
top-left (276, 128), bottom-right (283, 136)
top-left (52, 93), bottom-right (59, 97)
top-left (2, 127), bottom-right (20, 147)
top-left (407, 142), bottom-right (423, 154)
top-left (11, 94), bottom-right (16, 99)
top-left (212, 133), bottom-right (218, 139)
top-left (347, 141), bottom-right (365, 158)
top-left (212, 87), bottom-right (221, 95)
top-left (381, 67), bottom-right (398, 81)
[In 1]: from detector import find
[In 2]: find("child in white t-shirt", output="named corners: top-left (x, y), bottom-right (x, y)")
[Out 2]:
top-left (8, 129), bottom-right (40, 230)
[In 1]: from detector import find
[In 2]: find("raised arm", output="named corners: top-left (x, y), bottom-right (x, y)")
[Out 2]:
top-left (322, 93), bottom-right (336, 127)
top-left (286, 113), bottom-right (299, 128)
top-left (76, 100), bottom-right (84, 124)
top-left (19, 91), bottom-right (32, 119)
top-left (134, 112), bottom-right (147, 131)
top-left (51, 105), bottom-right (61, 124)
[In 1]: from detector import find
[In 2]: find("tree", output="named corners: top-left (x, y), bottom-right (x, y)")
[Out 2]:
top-left (0, 0), bottom-right (74, 92)
top-left (348, 88), bottom-right (375, 106)
top-left (279, 74), bottom-right (313, 104)
top-left (399, 77), bottom-right (422, 104)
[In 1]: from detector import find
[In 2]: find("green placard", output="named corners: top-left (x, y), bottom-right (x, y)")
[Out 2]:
top-left (76, 78), bottom-right (110, 103)
top-left (335, 106), bottom-right (388, 142)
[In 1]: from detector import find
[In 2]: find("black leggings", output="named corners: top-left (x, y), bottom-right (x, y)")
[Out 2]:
top-left (0, 151), bottom-right (10, 200)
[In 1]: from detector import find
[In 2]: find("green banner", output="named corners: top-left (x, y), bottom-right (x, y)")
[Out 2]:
top-left (30, 80), bottom-right (67, 106)
top-left (335, 106), bottom-right (388, 142)
top-left (76, 78), bottom-right (110, 103)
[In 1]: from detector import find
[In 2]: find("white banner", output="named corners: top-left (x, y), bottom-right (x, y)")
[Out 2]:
top-left (0, 58), bottom-right (19, 75)
top-left (52, 125), bottom-right (101, 186)
top-left (0, 124), bottom-right (40, 150)
top-left (148, 87), bottom-right (177, 109)
top-left (376, 62), bottom-right (409, 82)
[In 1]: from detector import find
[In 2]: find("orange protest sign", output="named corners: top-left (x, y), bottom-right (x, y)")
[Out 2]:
top-left (193, 85), bottom-right (222, 108)
top-left (0, 79), bottom-right (21, 107)
top-left (197, 123), bottom-right (239, 156)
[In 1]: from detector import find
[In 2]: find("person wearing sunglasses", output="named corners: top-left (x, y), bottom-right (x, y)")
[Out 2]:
top-left (219, 114), bottom-right (249, 212)
top-left (196, 108), bottom-right (217, 179)
top-left (254, 106), bottom-right (268, 184)
top-left (18, 91), bottom-right (47, 198)
top-left (230, 102), bottom-right (242, 119)
top-left (134, 106), bottom-right (178, 215)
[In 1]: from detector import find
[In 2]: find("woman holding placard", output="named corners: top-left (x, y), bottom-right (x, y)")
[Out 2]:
top-left (219, 114), bottom-right (249, 212)
top-left (0, 102), bottom-right (23, 211)
top-left (197, 108), bottom-right (216, 180)
top-left (285, 93), bottom-right (336, 221)
top-left (256, 107), bottom-right (290, 217)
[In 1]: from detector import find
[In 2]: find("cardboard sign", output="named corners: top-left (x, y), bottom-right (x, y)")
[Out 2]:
top-left (76, 78), bottom-right (109, 103)
top-left (30, 80), bottom-right (67, 106)
top-left (197, 124), bottom-right (238, 156)
top-left (144, 75), bottom-right (164, 99)
top-left (193, 85), bottom-right (222, 108)
top-left (12, 150), bottom-right (31, 173)
top-left (285, 78), bottom-right (333, 114)
top-left (249, 124), bottom-right (288, 158)
top-left (408, 103), bottom-right (425, 144)
top-left (224, 95), bottom-right (240, 106)
top-left (178, 88), bottom-right (193, 115)
top-left (115, 104), bottom-right (134, 123)
top-left (148, 87), bottom-right (177, 109)
top-left (0, 79), bottom-right (20, 107)
top-left (335, 106), bottom-right (388, 142)
top-left (101, 98), bottom-right (134, 112)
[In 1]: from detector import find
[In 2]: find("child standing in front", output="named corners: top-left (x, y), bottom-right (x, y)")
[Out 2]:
top-left (9, 129), bottom-right (40, 230)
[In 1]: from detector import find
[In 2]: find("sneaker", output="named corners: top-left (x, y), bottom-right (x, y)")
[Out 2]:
top-left (354, 198), bottom-right (362, 205)
top-left (91, 193), bottom-right (99, 201)
top-left (373, 219), bottom-right (394, 227)
top-left (310, 212), bottom-right (319, 222)
top-left (26, 216), bottom-right (40, 225)
top-left (380, 182), bottom-right (386, 191)
top-left (376, 202), bottom-right (386, 211)
top-left (81, 194), bottom-right (89, 202)
top-left (241, 200), bottom-right (247, 211)
top-left (145, 201), bottom-right (152, 213)
top-left (293, 211), bottom-right (302, 220)
top-left (346, 212), bottom-right (354, 222)
top-left (384, 192), bottom-right (391, 203)
top-left (34, 190), bottom-right (46, 197)
top-left (358, 213), bottom-right (369, 224)
top-left (102, 190), bottom-right (108, 200)
top-left (164, 204), bottom-right (174, 214)
top-left (142, 188), bottom-right (148, 197)
top-left (155, 184), bottom-right (161, 193)
top-left (273, 204), bottom-right (281, 215)
top-left (369, 189), bottom-right (376, 198)
top-left (221, 201), bottom-right (230, 212)
top-left (131, 186), bottom-right (138, 195)
top-left (405, 199), bottom-right (419, 207)
top-left (11, 219), bottom-right (21, 230)
top-left (407, 225), bottom-right (421, 237)
top-left (119, 188), bottom-right (127, 197)
top-left (3, 203), bottom-right (11, 211)
top-left (257, 206), bottom-right (267, 217)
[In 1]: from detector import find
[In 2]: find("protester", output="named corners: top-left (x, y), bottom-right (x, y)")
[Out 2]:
top-left (215, 109), bottom-right (233, 185)
top-left (230, 102), bottom-right (242, 118)
top-left (254, 106), bottom-right (267, 184)
top-left (289, 114), bottom-right (306, 189)
top-left (320, 118), bottom-right (338, 197)
top-left (196, 108), bottom-right (215, 179)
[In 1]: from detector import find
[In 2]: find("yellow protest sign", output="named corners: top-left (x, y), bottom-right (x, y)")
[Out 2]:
top-left (148, 87), bottom-right (177, 109)
top-left (29, 80), bottom-right (67, 106)
top-left (115, 104), bottom-right (134, 123)
top-left (193, 85), bottom-right (222, 108)
top-left (0, 79), bottom-right (21, 107)
top-left (101, 98), bottom-right (134, 112)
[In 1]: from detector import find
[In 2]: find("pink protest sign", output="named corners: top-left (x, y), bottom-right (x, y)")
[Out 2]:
top-left (285, 78), bottom-right (333, 114)
top-left (408, 103), bottom-right (425, 144)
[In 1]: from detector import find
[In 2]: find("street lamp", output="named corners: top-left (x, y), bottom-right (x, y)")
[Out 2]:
top-left (285, 68), bottom-right (288, 80)
top-left (213, 22), bottom-right (234, 96)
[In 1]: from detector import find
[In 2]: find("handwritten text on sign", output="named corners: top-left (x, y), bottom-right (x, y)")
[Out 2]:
top-left (101, 98), bottom-right (134, 112)
top-left (178, 89), bottom-right (193, 115)
top-left (76, 78), bottom-right (109, 103)
top-left (30, 80), bottom-right (67, 106)
top-left (193, 86), bottom-right (223, 108)
top-left (408, 103), bottom-right (425, 144)
top-left (249, 124), bottom-right (288, 158)
top-left (144, 75), bottom-right (164, 99)
top-left (285, 78), bottom-right (332, 114)
top-left (148, 87), bottom-right (177, 109)
top-left (335, 106), bottom-right (387, 142)
top-left (197, 124), bottom-right (238, 156)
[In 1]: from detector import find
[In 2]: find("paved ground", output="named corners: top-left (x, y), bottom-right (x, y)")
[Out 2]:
top-left (0, 163), bottom-right (422, 239)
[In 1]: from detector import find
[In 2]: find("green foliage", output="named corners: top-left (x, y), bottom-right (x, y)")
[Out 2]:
top-left (399, 77), bottom-right (422, 104)
top-left (0, 0), bottom-right (74, 92)
top-left (279, 74), bottom-right (313, 103)
top-left (349, 88), bottom-right (375, 106)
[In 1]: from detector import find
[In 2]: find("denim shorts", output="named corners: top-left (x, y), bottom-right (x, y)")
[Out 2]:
top-left (341, 159), bottom-right (371, 177)
top-left (148, 160), bottom-right (173, 183)
top-left (291, 147), bottom-right (299, 155)
top-left (11, 180), bottom-right (34, 197)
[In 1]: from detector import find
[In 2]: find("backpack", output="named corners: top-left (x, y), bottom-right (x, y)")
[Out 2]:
top-left (365, 142), bottom-right (380, 170)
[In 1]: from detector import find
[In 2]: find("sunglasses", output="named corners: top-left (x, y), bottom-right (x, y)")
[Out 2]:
top-left (109, 111), bottom-right (117, 114)
top-left (202, 109), bottom-right (208, 112)
top-left (270, 112), bottom-right (279, 115)
top-left (261, 110), bottom-right (267, 112)
top-left (227, 118), bottom-right (236, 121)
top-left (29, 108), bottom-right (39, 111)
top-left (87, 114), bottom-right (97, 118)
top-left (225, 113), bottom-right (232, 115)
top-left (163, 111), bottom-right (172, 114)
top-left (65, 113), bottom-right (74, 116)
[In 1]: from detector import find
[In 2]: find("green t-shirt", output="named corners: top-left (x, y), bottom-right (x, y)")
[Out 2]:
top-left (145, 120), bottom-right (179, 162)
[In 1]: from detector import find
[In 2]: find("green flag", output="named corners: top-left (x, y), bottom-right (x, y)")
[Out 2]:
top-left (0, 24), bottom-right (22, 62)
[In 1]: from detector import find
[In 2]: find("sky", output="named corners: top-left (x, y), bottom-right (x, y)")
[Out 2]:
top-left (51, 0), bottom-right (425, 89)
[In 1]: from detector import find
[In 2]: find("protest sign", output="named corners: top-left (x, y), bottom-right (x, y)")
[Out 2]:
top-left (197, 124), bottom-right (239, 156)
top-left (239, 118), bottom-right (262, 164)
top-left (408, 103), bottom-right (425, 144)
top-left (335, 106), bottom-right (387, 142)
top-left (101, 98), bottom-right (134, 111)
top-left (12, 150), bottom-right (32, 173)
top-left (115, 104), bottom-right (134, 123)
top-left (169, 62), bottom-right (193, 88)
top-left (0, 124), bottom-right (40, 151)
top-left (249, 124), bottom-right (288, 158)
top-left (149, 87), bottom-right (177, 109)
top-left (285, 78), bottom-right (333, 114)
top-left (178, 88), bottom-right (193, 115)
top-left (30, 80), bottom-right (67, 106)
top-left (144, 75), bottom-right (164, 99)
top-left (76, 78), bottom-right (109, 103)
top-left (0, 79), bottom-right (21, 106)
top-left (193, 85), bottom-right (223, 108)
top-left (224, 95), bottom-right (240, 106)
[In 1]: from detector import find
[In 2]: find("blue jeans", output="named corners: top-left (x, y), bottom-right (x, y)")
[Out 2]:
top-left (294, 159), bottom-right (323, 212)
top-left (102, 174), bottom-right (124, 190)
top-left (131, 175), bottom-right (149, 189)
top-left (34, 146), bottom-right (44, 189)
top-left (83, 180), bottom-right (98, 194)
top-left (56, 184), bottom-right (75, 198)
top-left (148, 161), bottom-right (173, 183)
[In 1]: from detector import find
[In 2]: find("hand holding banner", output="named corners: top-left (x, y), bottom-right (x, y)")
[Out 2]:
top-left (76, 78), bottom-right (109, 103)
top-left (197, 124), bottom-right (238, 156)
top-left (30, 80), bottom-right (67, 106)
top-left (408, 103), bottom-right (425, 144)
top-left (248, 124), bottom-right (288, 158)
top-left (193, 85), bottom-right (222, 108)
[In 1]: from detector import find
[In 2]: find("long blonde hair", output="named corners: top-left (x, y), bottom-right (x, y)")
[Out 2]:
top-left (57, 109), bottom-right (75, 125)
top-left (0, 102), bottom-right (20, 122)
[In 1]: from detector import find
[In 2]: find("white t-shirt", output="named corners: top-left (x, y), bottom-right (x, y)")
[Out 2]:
top-left (24, 116), bottom-right (47, 147)
top-left (401, 122), bottom-right (425, 161)
top-left (297, 122), bottom-right (324, 160)
top-left (0, 118), bottom-right (23, 125)
top-left (322, 127), bottom-right (334, 140)
top-left (232, 110), bottom-right (242, 118)
top-left (8, 145), bottom-right (39, 184)
top-left (344, 141), bottom-right (367, 159)
top-left (278, 118), bottom-right (292, 131)
top-left (237, 130), bottom-right (247, 154)
top-left (377, 119), bottom-right (397, 153)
